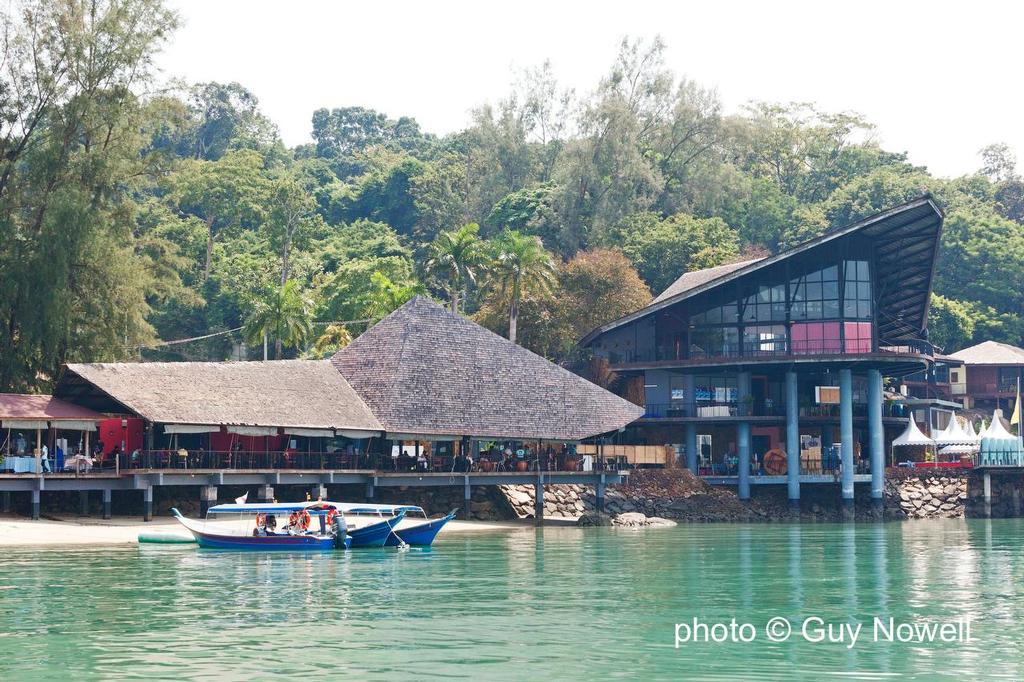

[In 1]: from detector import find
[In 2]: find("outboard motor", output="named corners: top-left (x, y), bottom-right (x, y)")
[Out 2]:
top-left (332, 514), bottom-right (348, 549)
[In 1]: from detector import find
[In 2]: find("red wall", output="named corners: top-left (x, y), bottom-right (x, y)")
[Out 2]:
top-left (98, 418), bottom-right (143, 454)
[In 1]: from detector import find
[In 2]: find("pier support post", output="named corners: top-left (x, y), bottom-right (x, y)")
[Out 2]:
top-left (102, 489), bottom-right (111, 520)
top-left (2, 491), bottom-right (11, 513)
top-left (463, 476), bottom-right (472, 520)
top-left (596, 475), bottom-right (606, 513)
top-left (31, 489), bottom-right (40, 520)
top-left (143, 486), bottom-right (153, 522)
top-left (79, 490), bottom-right (89, 516)
top-left (868, 369), bottom-right (884, 513)
top-left (534, 475), bottom-right (544, 526)
top-left (200, 486), bottom-right (217, 516)
top-left (983, 472), bottom-right (992, 519)
top-left (737, 371), bottom-right (752, 501)
top-left (365, 481), bottom-right (374, 501)
top-left (839, 368), bottom-right (855, 520)
top-left (785, 370), bottom-right (800, 508)
top-left (257, 485), bottom-right (274, 503)
top-left (685, 422), bottom-right (698, 475)
top-left (309, 484), bottom-right (326, 501)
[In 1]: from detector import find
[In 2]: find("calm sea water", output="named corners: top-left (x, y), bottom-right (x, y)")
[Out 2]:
top-left (1, 519), bottom-right (1022, 680)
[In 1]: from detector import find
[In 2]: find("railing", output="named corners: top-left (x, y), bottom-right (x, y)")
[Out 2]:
top-left (4, 449), bottom-right (599, 475)
top-left (606, 338), bottom-right (933, 365)
top-left (697, 448), bottom-right (872, 477)
top-left (643, 401), bottom-right (909, 419)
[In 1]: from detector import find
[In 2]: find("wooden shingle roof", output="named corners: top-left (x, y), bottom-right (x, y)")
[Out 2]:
top-left (948, 341), bottom-right (1024, 366)
top-left (331, 296), bottom-right (644, 440)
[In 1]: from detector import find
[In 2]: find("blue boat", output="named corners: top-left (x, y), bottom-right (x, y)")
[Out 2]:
top-left (347, 509), bottom-right (407, 547)
top-left (336, 503), bottom-right (456, 547)
top-left (171, 502), bottom-right (352, 551)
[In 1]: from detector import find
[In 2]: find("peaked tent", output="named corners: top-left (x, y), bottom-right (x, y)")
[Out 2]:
top-left (979, 410), bottom-right (1024, 466)
top-left (331, 296), bottom-right (645, 441)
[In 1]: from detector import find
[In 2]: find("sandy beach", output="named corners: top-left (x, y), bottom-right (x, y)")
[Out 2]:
top-left (0, 514), bottom-right (532, 547)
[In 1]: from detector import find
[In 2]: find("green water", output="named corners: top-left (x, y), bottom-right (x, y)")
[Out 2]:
top-left (1, 519), bottom-right (1023, 680)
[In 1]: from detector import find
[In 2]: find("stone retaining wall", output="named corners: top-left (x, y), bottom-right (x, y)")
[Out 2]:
top-left (886, 476), bottom-right (966, 519)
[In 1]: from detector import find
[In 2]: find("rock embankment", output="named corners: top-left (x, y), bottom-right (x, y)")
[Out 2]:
top-left (886, 475), bottom-right (966, 519)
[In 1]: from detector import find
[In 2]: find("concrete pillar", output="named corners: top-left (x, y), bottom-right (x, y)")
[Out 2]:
top-left (839, 369), bottom-right (855, 517)
top-left (2, 491), bottom-right (11, 513)
top-left (685, 422), bottom-right (698, 474)
top-left (143, 486), bottom-right (153, 522)
top-left (79, 490), bottom-right (89, 516)
top-left (463, 477), bottom-right (472, 520)
top-left (534, 475), bottom-right (544, 526)
top-left (737, 422), bottom-right (751, 501)
top-left (785, 370), bottom-right (800, 505)
top-left (200, 486), bottom-right (217, 516)
top-left (983, 472), bottom-right (992, 519)
top-left (867, 369), bottom-right (885, 510)
top-left (102, 488), bottom-right (112, 520)
top-left (310, 484), bottom-right (326, 501)
top-left (596, 477), bottom-right (606, 513)
top-left (257, 485), bottom-right (274, 502)
top-left (683, 374), bottom-right (696, 417)
top-left (31, 489), bottom-right (40, 520)
top-left (365, 481), bottom-right (375, 501)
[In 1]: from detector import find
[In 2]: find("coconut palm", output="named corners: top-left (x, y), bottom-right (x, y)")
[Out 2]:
top-left (243, 280), bottom-right (313, 360)
top-left (425, 223), bottom-right (486, 313)
top-left (305, 324), bottom-right (353, 359)
top-left (486, 229), bottom-right (559, 344)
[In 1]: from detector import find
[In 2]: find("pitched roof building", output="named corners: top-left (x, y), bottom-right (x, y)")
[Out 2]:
top-left (331, 296), bottom-right (644, 441)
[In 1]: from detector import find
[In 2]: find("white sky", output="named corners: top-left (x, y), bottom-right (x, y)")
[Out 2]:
top-left (157, 0), bottom-right (1022, 179)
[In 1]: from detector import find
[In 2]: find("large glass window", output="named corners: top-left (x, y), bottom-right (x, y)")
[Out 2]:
top-left (743, 325), bottom-right (787, 355)
top-left (790, 265), bottom-right (839, 320)
top-left (792, 322), bottom-right (842, 354)
top-left (693, 376), bottom-right (738, 403)
top-left (843, 321), bottom-right (872, 353)
top-left (690, 327), bottom-right (739, 358)
top-left (843, 260), bottom-right (872, 319)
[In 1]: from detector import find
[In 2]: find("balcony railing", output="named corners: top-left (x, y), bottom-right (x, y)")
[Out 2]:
top-left (606, 338), bottom-right (932, 365)
top-left (643, 401), bottom-right (910, 419)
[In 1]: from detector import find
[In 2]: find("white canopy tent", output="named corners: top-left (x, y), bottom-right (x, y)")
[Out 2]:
top-left (890, 418), bottom-right (935, 467)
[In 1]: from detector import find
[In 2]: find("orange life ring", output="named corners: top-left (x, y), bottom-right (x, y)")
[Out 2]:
top-left (299, 510), bottom-right (311, 530)
top-left (325, 508), bottom-right (337, 525)
top-left (255, 513), bottom-right (265, 526)
top-left (763, 448), bottom-right (787, 475)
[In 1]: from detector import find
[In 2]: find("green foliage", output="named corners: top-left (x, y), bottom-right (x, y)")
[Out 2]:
top-left (243, 281), bottom-right (313, 359)
top-left (425, 223), bottom-right (486, 312)
top-left (619, 212), bottom-right (740, 293)
top-left (4, 15), bottom-right (1024, 385)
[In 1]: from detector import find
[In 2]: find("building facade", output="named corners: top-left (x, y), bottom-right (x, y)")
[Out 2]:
top-left (946, 340), bottom-right (1024, 411)
top-left (580, 197), bottom-right (945, 509)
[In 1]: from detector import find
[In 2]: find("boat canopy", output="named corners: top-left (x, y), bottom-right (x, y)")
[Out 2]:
top-left (333, 502), bottom-right (425, 514)
top-left (206, 501), bottom-right (341, 514)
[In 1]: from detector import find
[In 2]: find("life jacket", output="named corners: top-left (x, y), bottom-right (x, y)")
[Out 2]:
top-left (299, 510), bottom-right (311, 530)
top-left (288, 512), bottom-right (298, 527)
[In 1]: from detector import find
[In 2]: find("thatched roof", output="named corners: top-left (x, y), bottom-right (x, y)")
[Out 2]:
top-left (56, 360), bottom-right (382, 434)
top-left (948, 340), bottom-right (1024, 366)
top-left (331, 296), bottom-right (644, 441)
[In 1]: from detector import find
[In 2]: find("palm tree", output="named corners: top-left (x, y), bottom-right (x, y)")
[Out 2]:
top-left (305, 324), bottom-right (353, 359)
top-left (243, 280), bottom-right (313, 360)
top-left (363, 272), bottom-right (425, 322)
top-left (486, 229), bottom-right (559, 344)
top-left (425, 223), bottom-right (485, 313)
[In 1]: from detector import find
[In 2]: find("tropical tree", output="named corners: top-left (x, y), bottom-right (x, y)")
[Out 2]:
top-left (485, 230), bottom-right (559, 344)
top-left (305, 324), bottom-right (353, 359)
top-left (243, 280), bottom-right (313, 360)
top-left (425, 223), bottom-right (486, 312)
top-left (362, 272), bottom-right (424, 322)
top-left (266, 173), bottom-right (319, 285)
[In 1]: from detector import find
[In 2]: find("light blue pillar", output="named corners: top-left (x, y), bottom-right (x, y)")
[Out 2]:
top-left (738, 422), bottom-right (751, 500)
top-left (785, 370), bottom-right (800, 504)
top-left (685, 422), bottom-right (698, 474)
top-left (737, 370), bottom-right (752, 500)
top-left (683, 374), bottom-right (696, 417)
top-left (867, 369), bottom-right (884, 508)
top-left (839, 369), bottom-right (855, 509)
